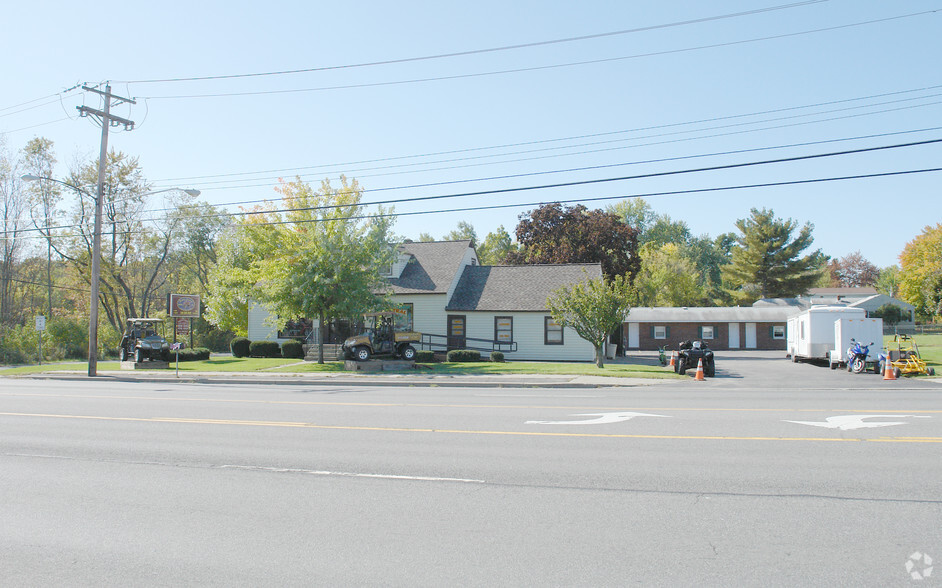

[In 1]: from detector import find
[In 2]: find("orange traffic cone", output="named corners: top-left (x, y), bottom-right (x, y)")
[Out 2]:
top-left (883, 355), bottom-right (897, 380)
top-left (694, 358), bottom-right (706, 381)
top-left (669, 351), bottom-right (676, 368)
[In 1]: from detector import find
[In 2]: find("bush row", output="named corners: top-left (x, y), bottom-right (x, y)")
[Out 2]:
top-left (229, 337), bottom-right (305, 359)
top-left (169, 347), bottom-right (211, 362)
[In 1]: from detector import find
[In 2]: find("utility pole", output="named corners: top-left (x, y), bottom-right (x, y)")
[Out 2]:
top-left (76, 83), bottom-right (135, 377)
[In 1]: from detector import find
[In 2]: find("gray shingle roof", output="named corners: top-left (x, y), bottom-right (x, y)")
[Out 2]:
top-left (626, 306), bottom-right (795, 322)
top-left (387, 240), bottom-right (472, 294)
top-left (446, 264), bottom-right (602, 311)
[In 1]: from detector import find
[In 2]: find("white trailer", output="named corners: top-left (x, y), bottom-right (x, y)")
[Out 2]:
top-left (786, 306), bottom-right (870, 363)
top-left (827, 317), bottom-right (884, 370)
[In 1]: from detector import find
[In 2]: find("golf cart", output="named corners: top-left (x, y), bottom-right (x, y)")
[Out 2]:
top-left (674, 339), bottom-right (716, 377)
top-left (342, 312), bottom-right (421, 361)
top-left (119, 318), bottom-right (170, 362)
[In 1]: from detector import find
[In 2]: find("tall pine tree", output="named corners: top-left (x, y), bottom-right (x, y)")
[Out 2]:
top-left (722, 208), bottom-right (825, 303)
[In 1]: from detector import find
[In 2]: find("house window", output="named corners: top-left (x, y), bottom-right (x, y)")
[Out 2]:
top-left (701, 325), bottom-right (714, 340)
top-left (379, 263), bottom-right (393, 277)
top-left (495, 316), bottom-right (513, 344)
top-left (772, 325), bottom-right (785, 340)
top-left (653, 326), bottom-right (667, 340)
top-left (393, 304), bottom-right (413, 332)
top-left (544, 317), bottom-right (563, 345)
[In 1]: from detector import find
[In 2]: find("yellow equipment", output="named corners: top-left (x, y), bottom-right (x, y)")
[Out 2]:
top-left (880, 334), bottom-right (936, 377)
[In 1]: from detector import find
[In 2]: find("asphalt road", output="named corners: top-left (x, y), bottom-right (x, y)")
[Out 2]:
top-left (2, 354), bottom-right (940, 586)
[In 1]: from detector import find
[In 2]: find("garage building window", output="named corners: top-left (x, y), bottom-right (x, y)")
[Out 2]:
top-left (772, 325), bottom-right (785, 339)
top-left (699, 325), bottom-right (714, 340)
top-left (652, 326), bottom-right (668, 339)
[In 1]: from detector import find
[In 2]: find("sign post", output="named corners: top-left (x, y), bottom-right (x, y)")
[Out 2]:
top-left (35, 315), bottom-right (46, 366)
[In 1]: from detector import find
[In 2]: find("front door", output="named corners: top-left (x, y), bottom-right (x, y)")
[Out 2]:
top-left (745, 322), bottom-right (757, 349)
top-left (447, 315), bottom-right (466, 350)
top-left (728, 322), bottom-right (740, 349)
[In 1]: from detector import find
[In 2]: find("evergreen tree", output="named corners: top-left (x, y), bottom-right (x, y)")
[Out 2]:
top-left (722, 208), bottom-right (826, 303)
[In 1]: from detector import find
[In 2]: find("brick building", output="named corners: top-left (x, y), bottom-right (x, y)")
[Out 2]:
top-left (624, 307), bottom-right (792, 351)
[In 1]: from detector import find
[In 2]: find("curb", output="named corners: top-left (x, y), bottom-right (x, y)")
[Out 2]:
top-left (5, 371), bottom-right (656, 389)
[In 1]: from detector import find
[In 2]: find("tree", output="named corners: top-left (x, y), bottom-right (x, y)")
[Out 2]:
top-left (875, 265), bottom-right (901, 298)
top-left (827, 251), bottom-right (880, 287)
top-left (418, 232), bottom-right (435, 242)
top-left (634, 243), bottom-right (706, 307)
top-left (607, 198), bottom-right (657, 235)
top-left (21, 137), bottom-right (61, 319)
top-left (722, 208), bottom-right (826, 304)
top-left (546, 274), bottom-right (634, 368)
top-left (870, 303), bottom-right (907, 326)
top-left (899, 223), bottom-right (942, 321)
top-left (476, 225), bottom-right (517, 265)
top-left (642, 215), bottom-right (692, 248)
top-left (442, 221), bottom-right (477, 244)
top-left (53, 151), bottom-right (196, 337)
top-left (506, 203), bottom-right (639, 280)
top-left (207, 176), bottom-right (398, 363)
top-left (0, 138), bottom-right (27, 328)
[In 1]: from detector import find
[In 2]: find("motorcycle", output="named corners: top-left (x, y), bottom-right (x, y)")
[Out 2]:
top-left (846, 338), bottom-right (874, 374)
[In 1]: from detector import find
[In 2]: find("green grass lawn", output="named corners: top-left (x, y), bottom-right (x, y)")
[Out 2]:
top-left (1, 357), bottom-right (680, 378)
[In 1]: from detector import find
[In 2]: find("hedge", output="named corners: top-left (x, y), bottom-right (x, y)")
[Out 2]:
top-left (230, 337), bottom-right (251, 358)
top-left (249, 340), bottom-right (282, 358)
top-left (170, 347), bottom-right (211, 362)
top-left (281, 339), bottom-right (304, 359)
top-left (446, 349), bottom-right (481, 362)
top-left (490, 351), bottom-right (505, 363)
top-left (414, 350), bottom-right (435, 363)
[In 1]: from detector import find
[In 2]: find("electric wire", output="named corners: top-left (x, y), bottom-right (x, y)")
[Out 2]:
top-left (118, 1), bottom-right (827, 85)
top-left (6, 165), bottom-right (941, 242)
top-left (8, 137), bottom-right (940, 238)
top-left (135, 10), bottom-right (940, 101)
top-left (151, 83), bottom-right (942, 184)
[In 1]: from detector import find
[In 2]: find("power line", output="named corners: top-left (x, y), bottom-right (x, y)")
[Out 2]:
top-left (135, 10), bottom-right (939, 101)
top-left (119, 1), bottom-right (827, 85)
top-left (9, 277), bottom-right (90, 294)
top-left (28, 136), bottom-right (942, 236)
top-left (239, 166), bottom-right (942, 228)
top-left (151, 82), bottom-right (942, 185)
top-left (140, 126), bottom-right (942, 216)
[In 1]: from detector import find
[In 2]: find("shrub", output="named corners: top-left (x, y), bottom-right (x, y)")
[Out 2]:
top-left (281, 339), bottom-right (304, 359)
top-left (249, 340), bottom-right (282, 358)
top-left (490, 351), bottom-right (505, 363)
top-left (446, 349), bottom-right (481, 362)
top-left (414, 350), bottom-right (436, 363)
top-left (171, 347), bottom-right (211, 362)
top-left (230, 337), bottom-right (251, 357)
top-left (45, 317), bottom-right (88, 360)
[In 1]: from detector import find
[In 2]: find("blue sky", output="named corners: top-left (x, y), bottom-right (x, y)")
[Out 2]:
top-left (3, 0), bottom-right (940, 268)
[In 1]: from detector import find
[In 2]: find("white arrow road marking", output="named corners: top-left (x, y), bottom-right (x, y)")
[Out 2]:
top-left (526, 411), bottom-right (671, 425)
top-left (784, 415), bottom-right (931, 431)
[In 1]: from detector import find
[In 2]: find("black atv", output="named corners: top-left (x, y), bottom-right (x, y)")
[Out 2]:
top-left (674, 339), bottom-right (716, 377)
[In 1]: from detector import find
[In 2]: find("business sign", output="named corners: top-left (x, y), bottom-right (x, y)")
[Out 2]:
top-left (175, 317), bottom-right (191, 336)
top-left (169, 293), bottom-right (201, 318)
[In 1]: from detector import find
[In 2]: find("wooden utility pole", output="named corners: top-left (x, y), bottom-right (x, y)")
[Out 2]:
top-left (76, 84), bottom-right (135, 377)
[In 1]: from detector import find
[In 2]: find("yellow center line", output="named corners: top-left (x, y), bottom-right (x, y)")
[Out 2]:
top-left (1, 411), bottom-right (940, 443)
top-left (1, 392), bottom-right (941, 413)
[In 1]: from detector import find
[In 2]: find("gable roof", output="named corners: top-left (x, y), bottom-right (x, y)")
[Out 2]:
top-left (446, 263), bottom-right (602, 312)
top-left (387, 240), bottom-right (472, 294)
top-left (807, 287), bottom-right (878, 296)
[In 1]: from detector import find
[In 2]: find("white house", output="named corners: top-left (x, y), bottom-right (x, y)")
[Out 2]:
top-left (248, 240), bottom-right (599, 361)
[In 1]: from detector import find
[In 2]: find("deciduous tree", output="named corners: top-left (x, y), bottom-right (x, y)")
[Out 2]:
top-left (899, 223), bottom-right (942, 320)
top-left (547, 274), bottom-right (634, 368)
top-left (827, 250), bottom-right (880, 287)
top-left (207, 176), bottom-right (398, 363)
top-left (476, 225), bottom-right (517, 265)
top-left (506, 203), bottom-right (639, 280)
top-left (634, 243), bottom-right (706, 307)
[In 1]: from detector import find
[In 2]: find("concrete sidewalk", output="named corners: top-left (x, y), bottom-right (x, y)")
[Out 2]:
top-left (9, 368), bottom-right (669, 389)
